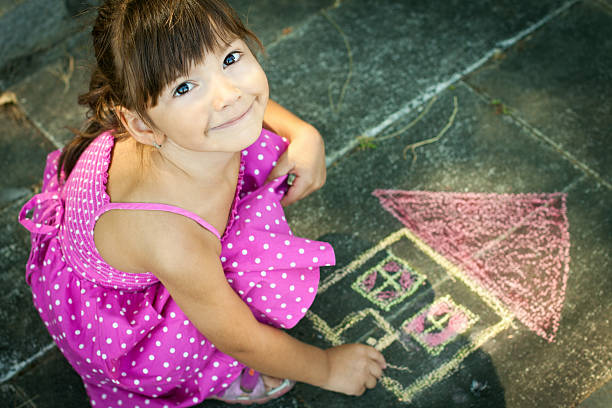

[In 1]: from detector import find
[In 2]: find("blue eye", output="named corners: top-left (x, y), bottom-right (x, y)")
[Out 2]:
top-left (223, 51), bottom-right (242, 67)
top-left (173, 82), bottom-right (194, 97)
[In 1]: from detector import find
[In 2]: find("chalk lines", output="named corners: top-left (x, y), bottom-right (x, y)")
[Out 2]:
top-left (374, 190), bottom-right (571, 342)
top-left (307, 228), bottom-right (513, 402)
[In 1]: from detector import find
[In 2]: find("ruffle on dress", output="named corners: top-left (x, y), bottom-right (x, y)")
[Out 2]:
top-left (222, 174), bottom-right (334, 329)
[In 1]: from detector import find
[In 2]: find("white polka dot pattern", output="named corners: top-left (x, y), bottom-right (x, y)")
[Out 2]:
top-left (18, 129), bottom-right (335, 407)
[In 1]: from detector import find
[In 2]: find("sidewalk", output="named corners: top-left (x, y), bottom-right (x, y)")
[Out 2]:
top-left (1, 1), bottom-right (610, 407)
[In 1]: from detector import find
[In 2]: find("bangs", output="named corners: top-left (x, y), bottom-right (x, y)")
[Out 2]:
top-left (115, 0), bottom-right (261, 111)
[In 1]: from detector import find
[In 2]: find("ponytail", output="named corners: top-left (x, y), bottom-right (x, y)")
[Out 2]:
top-left (57, 67), bottom-right (126, 182)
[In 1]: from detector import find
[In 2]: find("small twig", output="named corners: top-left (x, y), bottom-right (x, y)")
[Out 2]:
top-left (47, 54), bottom-right (75, 94)
top-left (378, 95), bottom-right (439, 142)
top-left (385, 363), bottom-right (413, 372)
top-left (355, 95), bottom-right (438, 150)
top-left (322, 10), bottom-right (353, 114)
top-left (402, 95), bottom-right (459, 162)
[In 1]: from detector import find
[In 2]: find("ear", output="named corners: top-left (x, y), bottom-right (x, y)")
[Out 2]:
top-left (117, 107), bottom-right (162, 147)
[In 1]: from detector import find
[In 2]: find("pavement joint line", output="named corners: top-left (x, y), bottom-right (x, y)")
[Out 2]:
top-left (0, 383), bottom-right (38, 408)
top-left (461, 80), bottom-right (612, 191)
top-left (579, 373), bottom-right (612, 404)
top-left (593, 0), bottom-right (612, 13)
top-left (9, 91), bottom-right (65, 150)
top-left (512, 114), bottom-right (612, 190)
top-left (0, 342), bottom-right (56, 384)
top-left (32, 118), bottom-right (64, 150)
top-left (325, 0), bottom-right (581, 168)
top-left (495, 0), bottom-right (581, 49)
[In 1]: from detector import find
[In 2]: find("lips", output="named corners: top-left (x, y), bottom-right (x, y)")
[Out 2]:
top-left (212, 103), bottom-right (253, 130)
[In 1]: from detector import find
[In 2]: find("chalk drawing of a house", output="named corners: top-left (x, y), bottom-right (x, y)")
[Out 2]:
top-left (306, 191), bottom-right (570, 402)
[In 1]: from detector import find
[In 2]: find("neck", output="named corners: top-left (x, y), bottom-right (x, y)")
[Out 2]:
top-left (149, 142), bottom-right (241, 187)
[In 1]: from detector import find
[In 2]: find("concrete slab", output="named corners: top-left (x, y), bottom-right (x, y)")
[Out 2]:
top-left (0, 107), bottom-right (55, 207)
top-left (263, 0), bottom-right (571, 161)
top-left (0, 347), bottom-right (89, 408)
top-left (578, 379), bottom-right (612, 408)
top-left (282, 84), bottom-right (611, 407)
top-left (10, 31), bottom-right (94, 147)
top-left (228, 0), bottom-right (334, 47)
top-left (0, 0), bottom-right (97, 89)
top-left (465, 0), bottom-right (612, 186)
top-left (0, 200), bottom-right (53, 381)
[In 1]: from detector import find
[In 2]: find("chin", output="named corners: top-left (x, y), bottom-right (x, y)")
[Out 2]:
top-left (241, 124), bottom-right (263, 149)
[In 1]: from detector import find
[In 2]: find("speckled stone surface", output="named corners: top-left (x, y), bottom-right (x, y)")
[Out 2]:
top-left (0, 108), bottom-right (55, 207)
top-left (465, 0), bottom-right (612, 186)
top-left (283, 84), bottom-right (610, 407)
top-left (262, 0), bottom-right (572, 160)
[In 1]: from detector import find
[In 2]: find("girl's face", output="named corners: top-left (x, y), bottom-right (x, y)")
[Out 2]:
top-left (147, 38), bottom-right (269, 153)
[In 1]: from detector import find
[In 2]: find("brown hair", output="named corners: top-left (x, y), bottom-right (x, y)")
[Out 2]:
top-left (58, 0), bottom-right (262, 180)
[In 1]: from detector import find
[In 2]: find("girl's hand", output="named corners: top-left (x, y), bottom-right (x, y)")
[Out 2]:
top-left (266, 124), bottom-right (326, 206)
top-left (322, 344), bottom-right (387, 396)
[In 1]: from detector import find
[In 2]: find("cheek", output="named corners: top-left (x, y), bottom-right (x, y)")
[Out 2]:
top-left (257, 67), bottom-right (269, 96)
top-left (171, 103), bottom-right (211, 130)
top-left (239, 61), bottom-right (269, 96)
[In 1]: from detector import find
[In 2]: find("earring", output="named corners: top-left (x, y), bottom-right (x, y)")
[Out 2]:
top-left (152, 139), bottom-right (162, 149)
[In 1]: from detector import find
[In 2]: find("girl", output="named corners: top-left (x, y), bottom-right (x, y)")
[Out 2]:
top-left (18, 0), bottom-right (386, 407)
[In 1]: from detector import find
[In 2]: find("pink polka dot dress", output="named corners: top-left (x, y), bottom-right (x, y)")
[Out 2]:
top-left (18, 129), bottom-right (335, 407)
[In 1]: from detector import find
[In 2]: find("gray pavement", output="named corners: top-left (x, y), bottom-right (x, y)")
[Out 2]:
top-left (1, 0), bottom-right (611, 407)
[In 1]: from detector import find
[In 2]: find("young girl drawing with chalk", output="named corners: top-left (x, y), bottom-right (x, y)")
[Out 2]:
top-left (18, 0), bottom-right (386, 406)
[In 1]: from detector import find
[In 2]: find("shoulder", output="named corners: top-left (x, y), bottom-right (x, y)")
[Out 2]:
top-left (94, 208), bottom-right (221, 276)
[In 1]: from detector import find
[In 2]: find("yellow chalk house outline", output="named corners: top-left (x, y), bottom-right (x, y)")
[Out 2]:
top-left (306, 228), bottom-right (514, 402)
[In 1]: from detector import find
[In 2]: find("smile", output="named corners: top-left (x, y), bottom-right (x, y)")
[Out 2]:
top-left (211, 103), bottom-right (253, 130)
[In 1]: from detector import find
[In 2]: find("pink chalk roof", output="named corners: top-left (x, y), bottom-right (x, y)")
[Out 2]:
top-left (374, 190), bottom-right (571, 342)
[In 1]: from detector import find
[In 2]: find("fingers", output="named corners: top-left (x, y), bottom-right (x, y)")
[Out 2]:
top-left (360, 348), bottom-right (385, 393)
top-left (368, 348), bottom-right (387, 369)
top-left (364, 347), bottom-right (386, 393)
top-left (365, 374), bottom-right (377, 390)
top-left (266, 151), bottom-right (294, 182)
top-left (281, 175), bottom-right (311, 206)
top-left (369, 360), bottom-right (383, 380)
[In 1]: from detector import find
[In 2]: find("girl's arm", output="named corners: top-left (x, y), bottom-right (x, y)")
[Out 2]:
top-left (143, 213), bottom-right (386, 395)
top-left (263, 99), bottom-right (327, 206)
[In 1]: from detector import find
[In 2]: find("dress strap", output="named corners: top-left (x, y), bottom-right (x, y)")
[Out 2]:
top-left (98, 202), bottom-right (221, 240)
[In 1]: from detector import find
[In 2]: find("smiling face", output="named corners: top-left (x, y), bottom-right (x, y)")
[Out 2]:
top-left (145, 38), bottom-right (269, 153)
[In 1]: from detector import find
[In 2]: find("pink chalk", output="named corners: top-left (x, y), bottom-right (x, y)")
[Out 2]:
top-left (374, 190), bottom-right (570, 342)
top-left (403, 298), bottom-right (475, 353)
top-left (361, 270), bottom-right (378, 291)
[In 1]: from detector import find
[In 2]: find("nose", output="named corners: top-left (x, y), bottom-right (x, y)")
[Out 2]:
top-left (212, 74), bottom-right (241, 111)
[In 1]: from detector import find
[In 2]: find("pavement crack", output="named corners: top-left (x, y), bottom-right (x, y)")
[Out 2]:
top-left (46, 54), bottom-right (75, 94)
